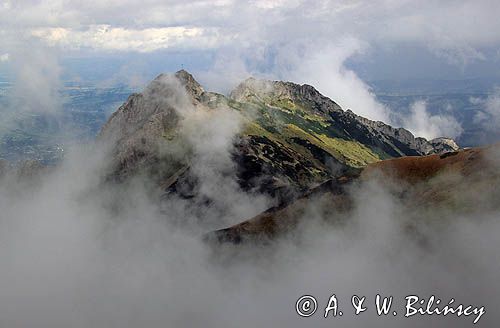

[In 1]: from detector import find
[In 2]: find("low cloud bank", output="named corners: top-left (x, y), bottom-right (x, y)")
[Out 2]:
top-left (0, 92), bottom-right (498, 327)
top-left (402, 100), bottom-right (463, 140)
top-left (473, 88), bottom-right (500, 134)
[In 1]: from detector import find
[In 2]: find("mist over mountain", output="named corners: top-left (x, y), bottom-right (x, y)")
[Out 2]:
top-left (0, 67), bottom-right (500, 328)
top-left (98, 70), bottom-right (458, 201)
top-left (2, 1), bottom-right (500, 326)
top-left (0, 66), bottom-right (498, 328)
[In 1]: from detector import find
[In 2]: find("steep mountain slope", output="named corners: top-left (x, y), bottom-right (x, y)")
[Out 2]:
top-left (99, 70), bottom-right (458, 198)
top-left (210, 144), bottom-right (500, 243)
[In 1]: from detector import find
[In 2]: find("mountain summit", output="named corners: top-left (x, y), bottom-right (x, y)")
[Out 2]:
top-left (99, 70), bottom-right (459, 198)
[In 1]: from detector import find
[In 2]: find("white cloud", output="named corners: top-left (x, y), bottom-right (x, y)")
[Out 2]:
top-left (1, 0), bottom-right (500, 59)
top-left (0, 53), bottom-right (8, 62)
top-left (195, 38), bottom-right (391, 122)
top-left (274, 38), bottom-right (390, 122)
top-left (7, 46), bottom-right (63, 114)
top-left (0, 0), bottom-right (498, 137)
top-left (403, 100), bottom-right (463, 140)
top-left (31, 25), bottom-right (225, 52)
top-left (250, 0), bottom-right (298, 9)
top-left (473, 88), bottom-right (500, 132)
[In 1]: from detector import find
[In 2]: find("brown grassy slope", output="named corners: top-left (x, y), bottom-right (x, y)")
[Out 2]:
top-left (209, 144), bottom-right (500, 244)
top-left (361, 148), bottom-right (483, 182)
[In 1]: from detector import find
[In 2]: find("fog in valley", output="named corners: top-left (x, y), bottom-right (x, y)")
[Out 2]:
top-left (0, 80), bottom-right (498, 327)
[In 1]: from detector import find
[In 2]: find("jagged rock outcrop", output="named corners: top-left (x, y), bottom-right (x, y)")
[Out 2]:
top-left (231, 77), bottom-right (458, 158)
top-left (230, 77), bottom-right (343, 117)
top-left (99, 70), bottom-right (460, 198)
top-left (98, 70), bottom-right (204, 182)
top-left (340, 110), bottom-right (459, 156)
top-left (427, 137), bottom-right (460, 155)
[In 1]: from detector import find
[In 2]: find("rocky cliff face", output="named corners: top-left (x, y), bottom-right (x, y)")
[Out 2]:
top-left (99, 70), bottom-right (459, 198)
top-left (98, 70), bottom-right (208, 183)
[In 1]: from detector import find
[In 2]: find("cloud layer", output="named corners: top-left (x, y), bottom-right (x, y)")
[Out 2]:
top-left (403, 100), bottom-right (463, 140)
top-left (0, 88), bottom-right (499, 327)
top-left (3, 1), bottom-right (500, 132)
top-left (2, 1), bottom-right (500, 57)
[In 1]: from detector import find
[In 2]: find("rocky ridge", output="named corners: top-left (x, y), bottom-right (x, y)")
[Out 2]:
top-left (99, 70), bottom-right (459, 198)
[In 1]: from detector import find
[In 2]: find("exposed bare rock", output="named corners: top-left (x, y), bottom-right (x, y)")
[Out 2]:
top-left (427, 137), bottom-right (460, 154)
top-left (98, 71), bottom-right (201, 182)
top-left (230, 77), bottom-right (343, 117)
top-left (99, 70), bottom-right (460, 200)
top-left (232, 77), bottom-right (457, 158)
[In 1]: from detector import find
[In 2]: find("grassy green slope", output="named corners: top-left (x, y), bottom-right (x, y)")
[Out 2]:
top-left (229, 94), bottom-right (382, 169)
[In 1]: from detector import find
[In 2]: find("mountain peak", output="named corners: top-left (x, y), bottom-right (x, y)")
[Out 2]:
top-left (175, 69), bottom-right (204, 100)
top-left (229, 77), bottom-right (273, 101)
top-left (101, 71), bottom-right (460, 193)
top-left (149, 70), bottom-right (205, 101)
top-left (230, 76), bottom-right (343, 116)
top-left (175, 69), bottom-right (195, 82)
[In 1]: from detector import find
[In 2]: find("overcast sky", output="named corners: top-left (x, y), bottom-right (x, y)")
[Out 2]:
top-left (1, 0), bottom-right (500, 91)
